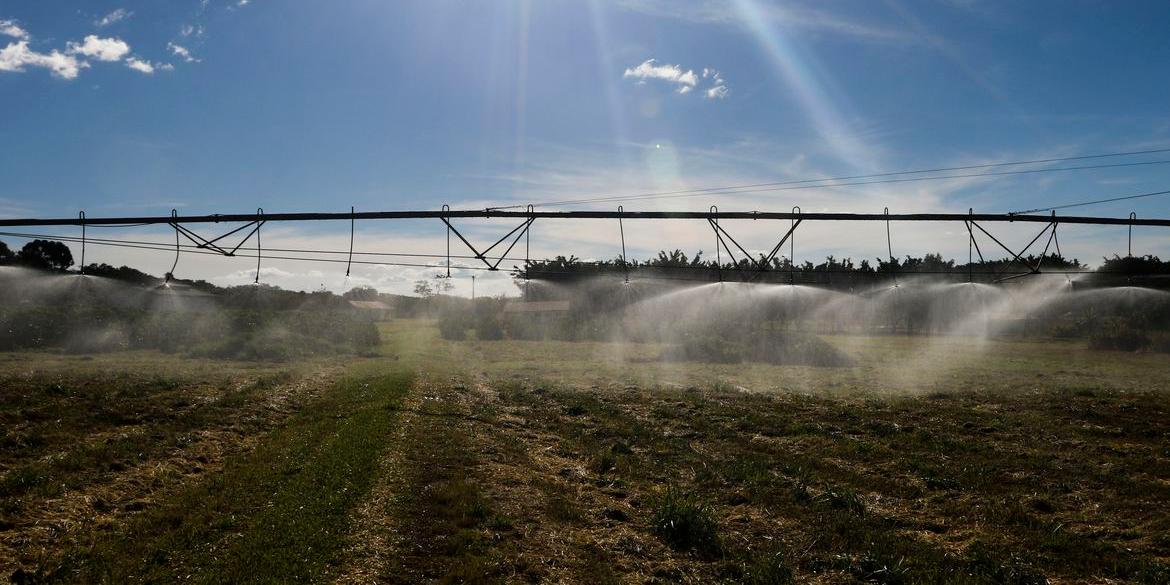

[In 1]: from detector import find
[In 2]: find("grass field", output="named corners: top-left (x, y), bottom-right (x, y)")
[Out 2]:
top-left (2, 319), bottom-right (1169, 583)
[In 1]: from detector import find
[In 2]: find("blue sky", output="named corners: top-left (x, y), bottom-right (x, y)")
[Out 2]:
top-left (2, 1), bottom-right (1170, 294)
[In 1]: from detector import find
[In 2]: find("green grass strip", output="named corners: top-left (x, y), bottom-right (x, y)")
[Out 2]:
top-left (56, 369), bottom-right (414, 584)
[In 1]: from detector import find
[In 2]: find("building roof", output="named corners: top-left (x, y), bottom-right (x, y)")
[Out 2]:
top-left (348, 300), bottom-right (393, 310)
top-left (503, 300), bottom-right (570, 313)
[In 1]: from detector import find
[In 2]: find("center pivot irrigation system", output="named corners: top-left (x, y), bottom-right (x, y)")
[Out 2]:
top-left (1, 205), bottom-right (1167, 285)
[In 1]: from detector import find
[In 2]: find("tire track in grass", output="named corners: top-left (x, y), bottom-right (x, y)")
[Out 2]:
top-left (42, 369), bottom-right (414, 584)
top-left (331, 376), bottom-right (426, 583)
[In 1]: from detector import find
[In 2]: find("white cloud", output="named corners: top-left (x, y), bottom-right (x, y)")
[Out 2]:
top-left (623, 59), bottom-right (699, 92)
top-left (67, 35), bottom-right (130, 62)
top-left (95, 8), bottom-right (132, 27)
top-left (0, 19), bottom-right (29, 40)
top-left (0, 41), bottom-right (86, 79)
top-left (180, 24), bottom-right (205, 38)
top-left (125, 57), bottom-right (155, 74)
top-left (625, 58), bottom-right (729, 99)
top-left (167, 42), bottom-right (199, 63)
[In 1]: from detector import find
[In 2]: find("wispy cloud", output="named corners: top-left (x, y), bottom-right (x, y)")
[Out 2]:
top-left (624, 59), bottom-right (697, 93)
top-left (95, 8), bottom-right (132, 28)
top-left (167, 42), bottom-right (199, 63)
top-left (702, 68), bottom-right (729, 99)
top-left (615, 0), bottom-right (930, 46)
top-left (180, 24), bottom-right (205, 38)
top-left (0, 19), bottom-right (29, 40)
top-left (624, 59), bottom-right (729, 98)
top-left (126, 57), bottom-right (172, 74)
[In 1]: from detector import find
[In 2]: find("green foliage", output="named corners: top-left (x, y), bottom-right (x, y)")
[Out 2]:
top-left (18, 239), bottom-right (74, 271)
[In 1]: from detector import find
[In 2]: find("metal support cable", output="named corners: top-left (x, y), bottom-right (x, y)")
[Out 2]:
top-left (790, 206), bottom-right (800, 284)
top-left (443, 204), bottom-right (451, 277)
top-left (346, 206), bottom-right (355, 278)
top-left (885, 207), bottom-right (897, 287)
top-left (710, 206), bottom-right (722, 282)
top-left (167, 209), bottom-right (180, 282)
top-left (78, 211), bottom-right (86, 274)
top-left (1129, 211), bottom-right (1137, 257)
top-left (254, 208), bottom-right (263, 284)
top-left (618, 205), bottom-right (629, 283)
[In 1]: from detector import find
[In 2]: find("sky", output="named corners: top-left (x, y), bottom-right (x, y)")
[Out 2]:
top-left (2, 0), bottom-right (1170, 296)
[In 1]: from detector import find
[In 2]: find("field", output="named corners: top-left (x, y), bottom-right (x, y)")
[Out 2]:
top-left (2, 320), bottom-right (1169, 584)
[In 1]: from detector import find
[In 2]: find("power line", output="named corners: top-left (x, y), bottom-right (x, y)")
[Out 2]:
top-left (487, 146), bottom-right (1170, 210)
top-left (505, 159), bottom-right (1170, 209)
top-left (1009, 189), bottom-right (1170, 215)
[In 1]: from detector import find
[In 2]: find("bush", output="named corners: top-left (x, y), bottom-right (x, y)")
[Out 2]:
top-left (1088, 319), bottom-right (1151, 351)
top-left (649, 486), bottom-right (721, 557)
top-left (474, 311), bottom-right (504, 341)
top-left (438, 309), bottom-right (471, 340)
top-left (0, 305), bottom-right (379, 360)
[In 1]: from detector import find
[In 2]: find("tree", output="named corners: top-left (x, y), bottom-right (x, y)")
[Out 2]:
top-left (413, 279), bottom-right (434, 298)
top-left (0, 240), bottom-right (12, 265)
top-left (343, 286), bottom-right (379, 301)
top-left (19, 239), bottom-right (74, 271)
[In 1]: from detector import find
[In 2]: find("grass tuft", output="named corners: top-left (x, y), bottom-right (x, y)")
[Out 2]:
top-left (649, 485), bottom-right (721, 557)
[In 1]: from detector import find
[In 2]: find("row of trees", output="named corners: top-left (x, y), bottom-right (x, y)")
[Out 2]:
top-left (0, 239), bottom-right (75, 271)
top-left (513, 249), bottom-right (1170, 292)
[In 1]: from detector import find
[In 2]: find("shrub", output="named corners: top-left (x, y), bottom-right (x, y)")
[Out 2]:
top-left (474, 311), bottom-right (504, 341)
top-left (1088, 319), bottom-right (1150, 351)
top-left (649, 486), bottom-right (721, 557)
top-left (438, 309), bottom-right (471, 341)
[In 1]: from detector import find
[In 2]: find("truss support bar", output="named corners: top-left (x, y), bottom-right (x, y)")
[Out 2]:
top-left (760, 218), bottom-right (802, 271)
top-left (441, 216), bottom-right (536, 271)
